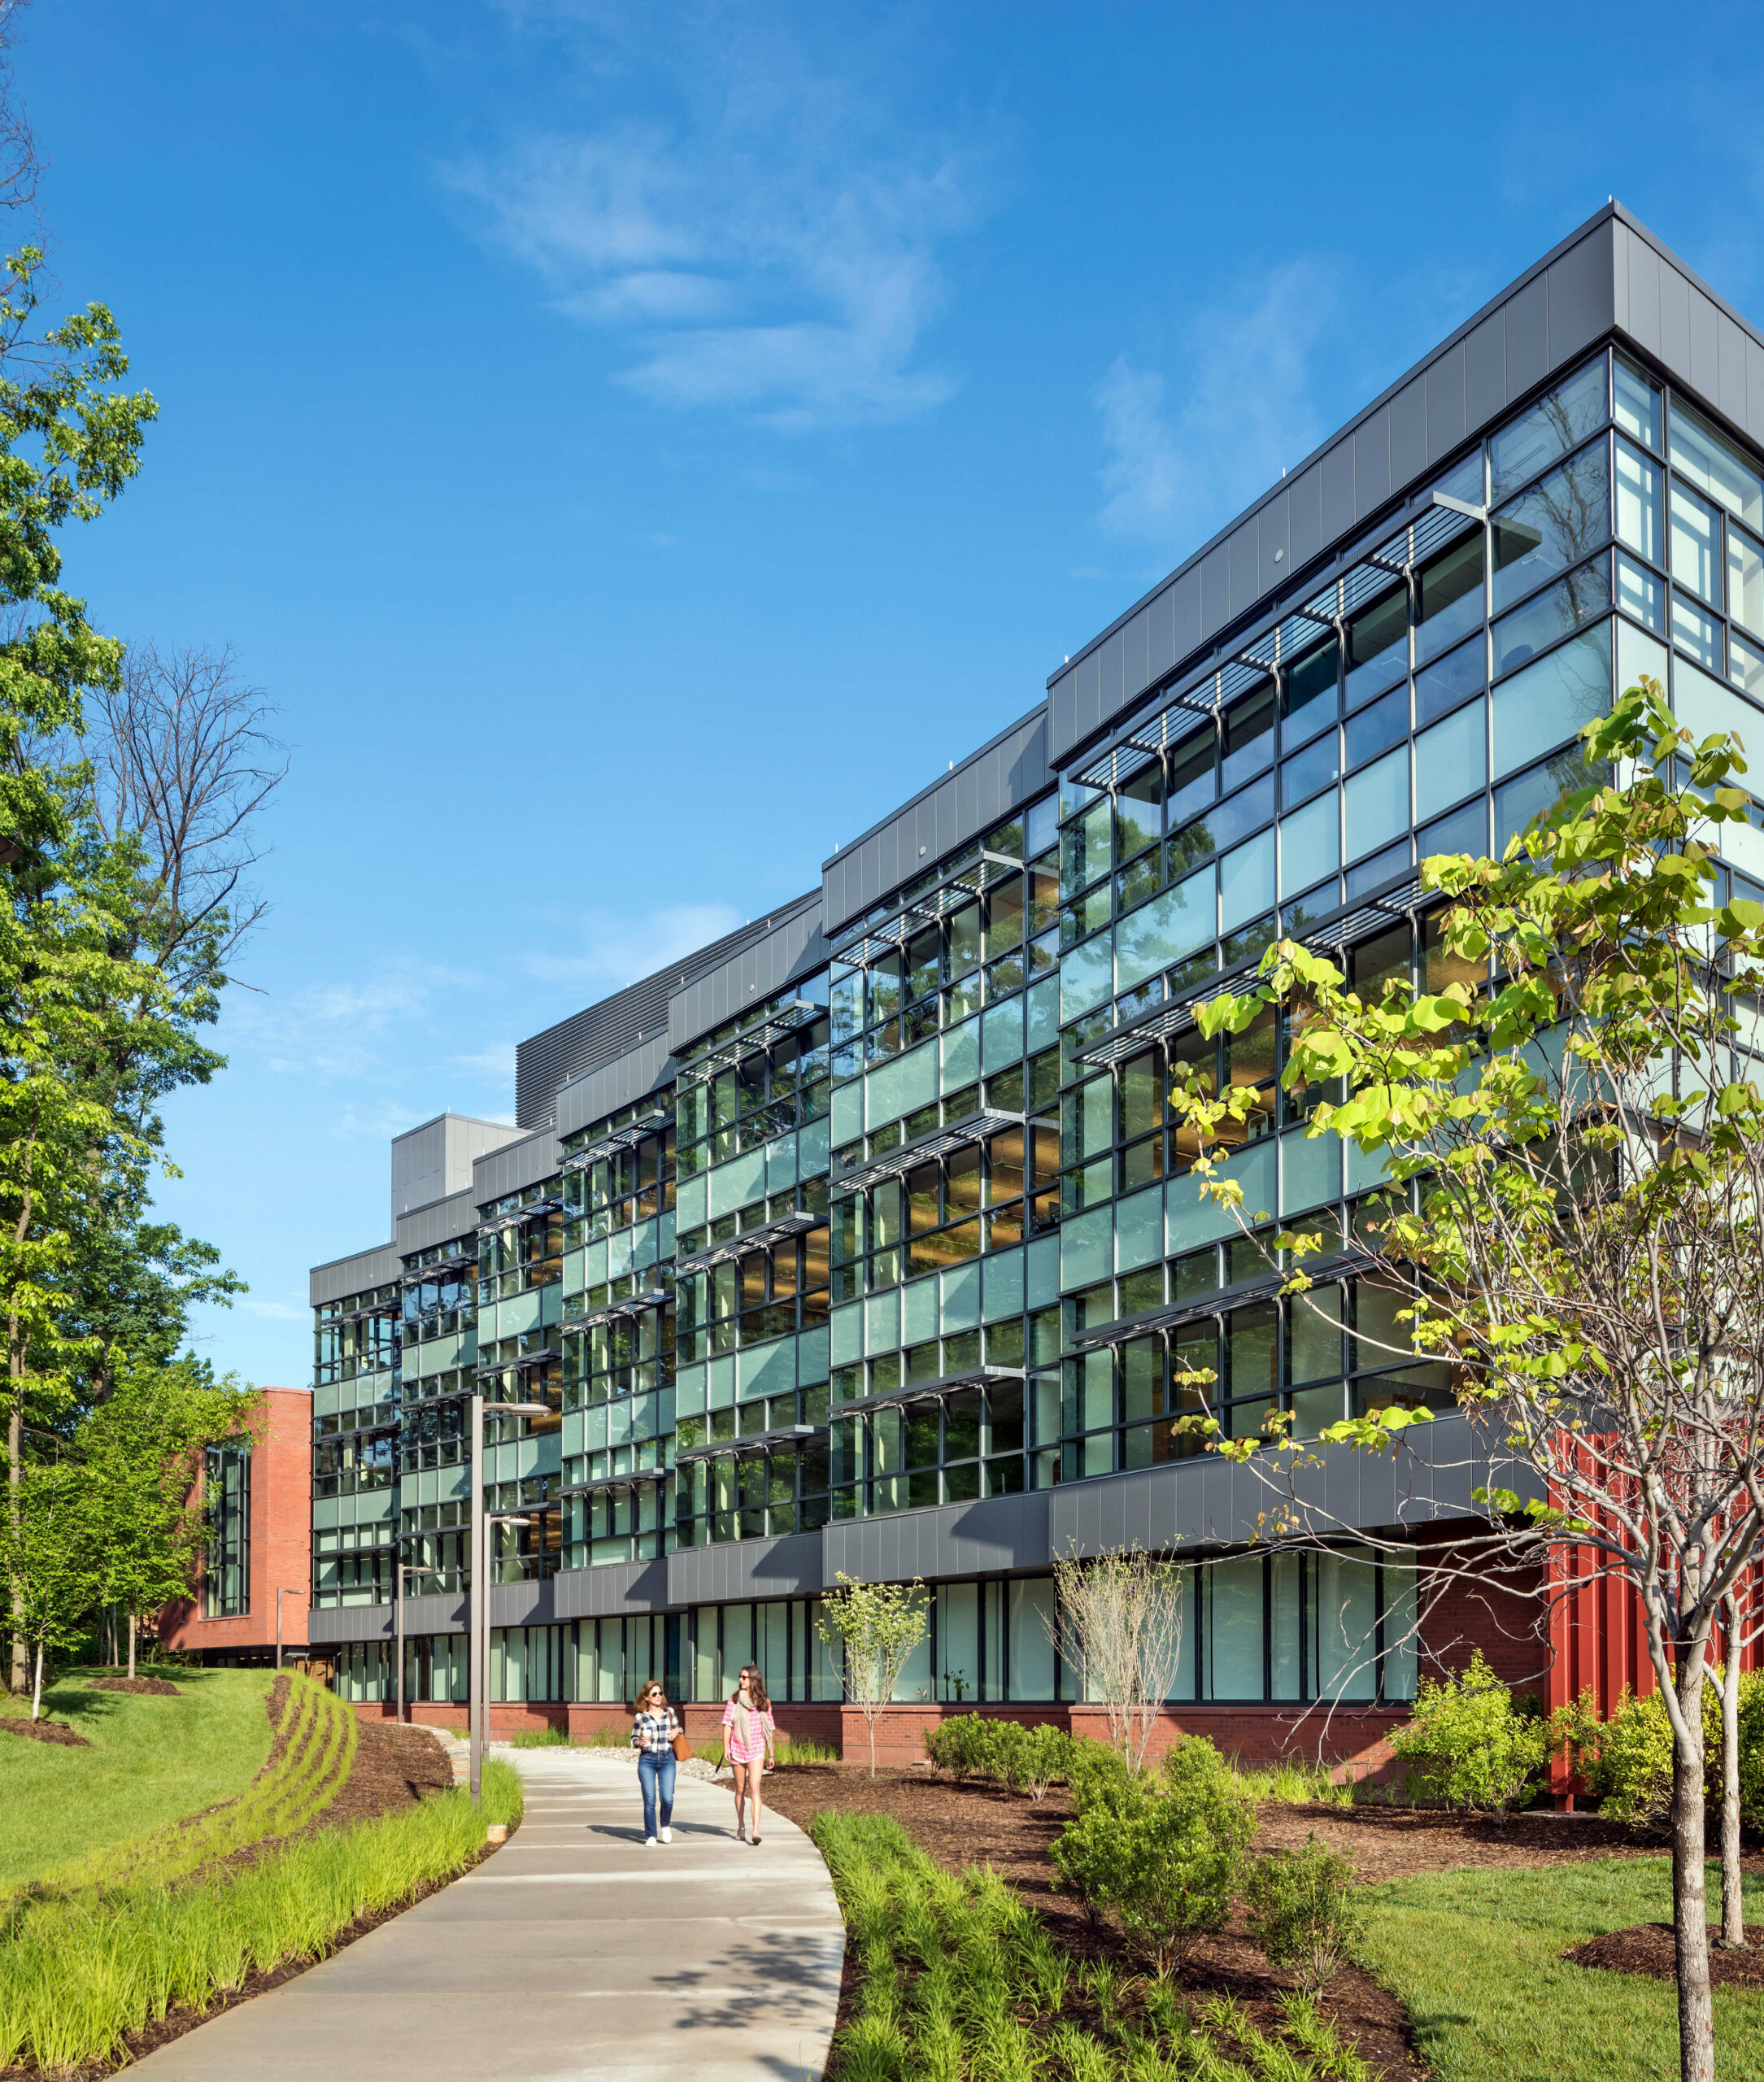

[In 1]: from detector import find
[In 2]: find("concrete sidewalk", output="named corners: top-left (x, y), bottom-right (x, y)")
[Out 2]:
top-left (131, 1745), bottom-right (845, 2082)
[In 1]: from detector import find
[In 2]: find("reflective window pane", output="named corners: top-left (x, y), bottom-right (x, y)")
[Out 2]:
top-left (1729, 524), bottom-right (1764, 640)
top-left (1615, 438), bottom-right (1662, 563)
top-left (1670, 395), bottom-right (1764, 532)
top-left (1488, 359), bottom-right (1607, 501)
top-left (1614, 355), bottom-right (1662, 451)
top-left (1670, 482), bottom-right (1722, 607)
top-left (1617, 551), bottom-right (1666, 633)
top-left (1491, 442), bottom-right (1611, 612)
top-left (1491, 559), bottom-right (1610, 678)
top-left (1673, 593), bottom-right (1722, 673)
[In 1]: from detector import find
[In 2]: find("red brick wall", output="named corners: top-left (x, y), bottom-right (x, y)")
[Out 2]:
top-left (158, 1386), bottom-right (313, 1658)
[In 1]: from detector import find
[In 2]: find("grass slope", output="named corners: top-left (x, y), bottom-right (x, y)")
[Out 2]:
top-left (0, 1669), bottom-right (275, 1896)
top-left (0, 1759), bottom-right (525, 2074)
top-left (1364, 1858), bottom-right (1764, 2082)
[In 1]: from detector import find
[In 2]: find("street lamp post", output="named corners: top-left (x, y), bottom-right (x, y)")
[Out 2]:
top-left (468, 1392), bottom-right (551, 1807)
top-left (276, 1586), bottom-right (286, 1670)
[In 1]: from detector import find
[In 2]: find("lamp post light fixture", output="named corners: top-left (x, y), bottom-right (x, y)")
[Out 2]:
top-left (468, 1392), bottom-right (552, 1806)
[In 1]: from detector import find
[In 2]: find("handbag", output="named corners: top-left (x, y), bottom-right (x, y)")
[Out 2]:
top-left (671, 1725), bottom-right (693, 1762)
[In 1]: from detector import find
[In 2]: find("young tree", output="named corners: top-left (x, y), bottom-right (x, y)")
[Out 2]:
top-left (1047, 1543), bottom-right (1187, 1771)
top-left (817, 1571), bottom-right (928, 1777)
top-left (1163, 680), bottom-right (1764, 2082)
top-left (6, 1452), bottom-right (97, 1717)
top-left (78, 1358), bottom-right (255, 1675)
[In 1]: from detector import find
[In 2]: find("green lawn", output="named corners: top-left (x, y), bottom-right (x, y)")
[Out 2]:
top-left (1364, 1858), bottom-right (1764, 2082)
top-left (0, 1667), bottom-right (275, 1895)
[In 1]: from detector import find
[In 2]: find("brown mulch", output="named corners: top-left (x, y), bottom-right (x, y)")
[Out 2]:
top-left (79, 1675), bottom-right (181, 1696)
top-left (1566, 1922), bottom-right (1764, 1987)
top-left (763, 1766), bottom-right (1425, 2082)
top-left (0, 1716), bottom-right (89, 1747)
top-left (325, 1717), bottom-right (455, 1823)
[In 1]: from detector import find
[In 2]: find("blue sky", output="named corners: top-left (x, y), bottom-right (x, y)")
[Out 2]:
top-left (20, 0), bottom-right (1764, 1387)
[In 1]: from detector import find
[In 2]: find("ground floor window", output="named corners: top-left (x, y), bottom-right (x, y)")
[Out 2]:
top-left (335, 1544), bottom-right (1416, 1709)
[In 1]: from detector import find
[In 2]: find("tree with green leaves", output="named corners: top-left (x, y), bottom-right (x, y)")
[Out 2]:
top-left (1163, 679), bottom-right (1764, 2082)
top-left (817, 1571), bottom-right (928, 1777)
top-left (79, 1358), bottom-right (255, 1676)
top-left (5, 1451), bottom-right (96, 1718)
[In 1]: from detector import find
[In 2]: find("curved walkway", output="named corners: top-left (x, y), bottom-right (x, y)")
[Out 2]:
top-left (131, 1744), bottom-right (846, 2082)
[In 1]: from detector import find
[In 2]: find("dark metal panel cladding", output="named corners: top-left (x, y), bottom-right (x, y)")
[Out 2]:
top-left (1388, 373), bottom-right (1428, 491)
top-left (554, 1033), bottom-right (677, 1139)
top-left (1505, 273), bottom-right (1548, 396)
top-left (1546, 222), bottom-right (1616, 369)
top-left (821, 709), bottom-right (1052, 934)
top-left (1121, 604), bottom-right (1151, 704)
top-left (1048, 666), bottom-right (1077, 757)
top-left (516, 908), bottom-right (778, 1129)
top-left (1749, 336), bottom-right (1764, 448)
top-left (1464, 308), bottom-right (1507, 432)
top-left (1658, 252), bottom-right (1693, 374)
top-left (554, 1555), bottom-right (669, 1617)
top-left (1226, 519), bottom-right (1258, 616)
top-left (1319, 437), bottom-right (1355, 542)
top-left (1098, 627), bottom-right (1123, 720)
top-left (1688, 284), bottom-right (1722, 408)
top-left (1426, 344), bottom-right (1466, 460)
top-left (1718, 311), bottom-right (1750, 429)
top-left (1287, 461), bottom-right (1322, 568)
top-left (1147, 584), bottom-right (1175, 682)
top-left (668, 893), bottom-right (824, 1056)
top-left (309, 1242), bottom-right (401, 1307)
top-left (471, 1126), bottom-right (562, 1204)
top-left (666, 1529), bottom-right (822, 1605)
top-left (1198, 542), bottom-right (1230, 638)
top-left (1353, 403), bottom-right (1391, 516)
top-left (394, 1187), bottom-right (479, 1260)
top-left (1257, 490), bottom-right (1288, 597)
top-left (1171, 567), bottom-right (1201, 657)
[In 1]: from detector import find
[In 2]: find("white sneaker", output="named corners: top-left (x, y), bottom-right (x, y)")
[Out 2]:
top-left (660, 1827), bottom-right (672, 1845)
top-left (644, 1836), bottom-right (657, 1848)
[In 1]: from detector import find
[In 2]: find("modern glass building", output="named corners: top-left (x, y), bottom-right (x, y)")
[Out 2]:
top-left (307, 205), bottom-right (1764, 1756)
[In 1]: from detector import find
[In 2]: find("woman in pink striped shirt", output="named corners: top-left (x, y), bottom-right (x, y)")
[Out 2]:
top-left (722, 1664), bottom-right (777, 1845)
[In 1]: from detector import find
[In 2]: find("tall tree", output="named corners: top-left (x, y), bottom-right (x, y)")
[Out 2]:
top-left (1165, 681), bottom-right (1764, 2082)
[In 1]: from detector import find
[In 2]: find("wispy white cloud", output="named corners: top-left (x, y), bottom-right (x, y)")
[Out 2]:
top-left (529, 900), bottom-right (744, 989)
top-left (451, 1040), bottom-right (518, 1090)
top-left (241, 1298), bottom-right (309, 1322)
top-left (442, 15), bottom-right (991, 431)
top-left (1093, 260), bottom-right (1335, 551)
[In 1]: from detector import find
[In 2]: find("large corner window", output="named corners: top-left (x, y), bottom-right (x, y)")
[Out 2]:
top-left (203, 1440), bottom-right (251, 1618)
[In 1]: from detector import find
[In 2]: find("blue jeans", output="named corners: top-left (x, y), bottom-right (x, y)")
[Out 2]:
top-left (638, 1749), bottom-right (676, 1838)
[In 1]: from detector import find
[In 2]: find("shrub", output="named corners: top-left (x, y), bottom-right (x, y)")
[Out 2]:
top-left (924, 1713), bottom-right (995, 1781)
top-left (1007, 1723), bottom-right (1074, 1802)
top-left (1065, 1735), bottom-right (1142, 1816)
top-left (1558, 1670), bottom-right (1764, 1832)
top-left (1387, 1651), bottom-right (1548, 1818)
top-left (1052, 1736), bottom-right (1252, 1976)
top-left (1242, 1835), bottom-right (1367, 1993)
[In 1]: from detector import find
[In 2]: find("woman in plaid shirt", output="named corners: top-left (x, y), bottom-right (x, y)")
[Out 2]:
top-left (630, 1679), bottom-right (683, 1846)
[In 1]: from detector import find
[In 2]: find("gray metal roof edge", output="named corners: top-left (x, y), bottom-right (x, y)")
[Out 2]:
top-left (307, 1239), bottom-right (395, 1279)
top-left (392, 1186), bottom-right (480, 1235)
top-left (819, 701), bottom-right (1050, 875)
top-left (1043, 201), bottom-right (1641, 695)
top-left (390, 1110), bottom-right (517, 1144)
top-left (1610, 199), bottom-right (1764, 362)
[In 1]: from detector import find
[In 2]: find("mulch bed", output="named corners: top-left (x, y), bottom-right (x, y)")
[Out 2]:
top-left (1567, 1922), bottom-right (1764, 1987)
top-left (763, 1766), bottom-right (1426, 2082)
top-left (79, 1675), bottom-right (181, 1696)
top-left (0, 1718), bottom-right (89, 1748)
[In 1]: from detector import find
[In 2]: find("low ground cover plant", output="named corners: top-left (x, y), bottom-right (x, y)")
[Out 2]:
top-left (814, 1808), bottom-right (1374, 2082)
top-left (0, 1760), bottom-right (522, 2072)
